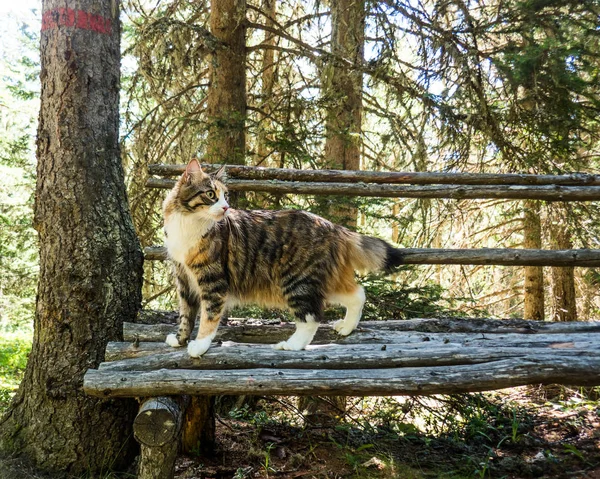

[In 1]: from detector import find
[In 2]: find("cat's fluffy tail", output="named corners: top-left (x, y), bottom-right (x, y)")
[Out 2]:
top-left (349, 234), bottom-right (404, 274)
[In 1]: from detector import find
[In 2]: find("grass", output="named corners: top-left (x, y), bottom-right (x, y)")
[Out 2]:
top-left (0, 327), bottom-right (32, 414)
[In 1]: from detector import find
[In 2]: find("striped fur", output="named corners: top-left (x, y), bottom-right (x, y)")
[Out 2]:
top-left (164, 160), bottom-right (404, 357)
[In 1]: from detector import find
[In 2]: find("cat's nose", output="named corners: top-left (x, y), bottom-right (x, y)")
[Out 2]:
top-left (222, 206), bottom-right (229, 212)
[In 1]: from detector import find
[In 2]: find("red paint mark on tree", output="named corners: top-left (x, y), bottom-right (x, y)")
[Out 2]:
top-left (42, 8), bottom-right (111, 34)
top-left (75, 10), bottom-right (89, 30)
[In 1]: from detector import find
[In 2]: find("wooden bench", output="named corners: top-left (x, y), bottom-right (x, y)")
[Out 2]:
top-left (83, 164), bottom-right (600, 478)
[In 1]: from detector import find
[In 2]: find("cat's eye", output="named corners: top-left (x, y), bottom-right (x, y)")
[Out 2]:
top-left (206, 190), bottom-right (216, 200)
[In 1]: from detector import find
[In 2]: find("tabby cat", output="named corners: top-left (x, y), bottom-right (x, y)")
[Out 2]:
top-left (164, 159), bottom-right (404, 357)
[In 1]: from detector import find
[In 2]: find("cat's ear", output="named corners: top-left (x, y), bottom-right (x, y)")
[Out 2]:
top-left (184, 158), bottom-right (202, 183)
top-left (212, 164), bottom-right (226, 181)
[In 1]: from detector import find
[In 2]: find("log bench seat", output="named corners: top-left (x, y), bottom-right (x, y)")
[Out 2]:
top-left (84, 314), bottom-right (600, 398)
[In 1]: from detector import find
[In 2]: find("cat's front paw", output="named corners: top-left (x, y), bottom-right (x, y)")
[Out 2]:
top-left (166, 333), bottom-right (183, 348)
top-left (333, 319), bottom-right (356, 337)
top-left (188, 337), bottom-right (212, 358)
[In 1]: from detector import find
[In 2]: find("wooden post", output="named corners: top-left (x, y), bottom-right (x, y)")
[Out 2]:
top-left (134, 397), bottom-right (184, 479)
top-left (181, 396), bottom-right (216, 455)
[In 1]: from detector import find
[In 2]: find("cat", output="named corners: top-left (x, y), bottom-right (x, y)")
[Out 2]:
top-left (164, 159), bottom-right (404, 358)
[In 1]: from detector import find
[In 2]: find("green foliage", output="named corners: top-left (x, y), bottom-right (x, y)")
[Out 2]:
top-left (492, 0), bottom-right (600, 160)
top-left (0, 332), bottom-right (31, 414)
top-left (361, 276), bottom-right (482, 321)
top-left (0, 11), bottom-right (39, 332)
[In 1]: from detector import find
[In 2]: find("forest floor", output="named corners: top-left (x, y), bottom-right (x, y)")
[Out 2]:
top-left (1, 332), bottom-right (600, 478)
top-left (0, 382), bottom-right (599, 478)
top-left (173, 388), bottom-right (600, 479)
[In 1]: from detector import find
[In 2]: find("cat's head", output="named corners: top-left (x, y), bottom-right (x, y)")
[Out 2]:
top-left (164, 159), bottom-right (230, 220)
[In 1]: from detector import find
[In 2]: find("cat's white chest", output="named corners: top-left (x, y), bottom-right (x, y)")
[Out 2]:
top-left (164, 212), bottom-right (210, 265)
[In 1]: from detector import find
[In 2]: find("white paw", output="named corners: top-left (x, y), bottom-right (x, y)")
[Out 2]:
top-left (273, 340), bottom-right (305, 351)
top-left (333, 319), bottom-right (356, 336)
top-left (166, 333), bottom-right (182, 348)
top-left (188, 337), bottom-right (212, 358)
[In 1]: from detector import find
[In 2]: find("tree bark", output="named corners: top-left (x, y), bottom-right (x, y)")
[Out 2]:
top-left (205, 0), bottom-right (247, 165)
top-left (523, 200), bottom-right (544, 320)
top-left (138, 442), bottom-right (179, 479)
top-left (549, 203), bottom-right (577, 321)
top-left (0, 0), bottom-right (144, 474)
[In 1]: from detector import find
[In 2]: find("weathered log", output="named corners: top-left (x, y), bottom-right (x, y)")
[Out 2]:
top-left (106, 336), bottom-right (600, 361)
top-left (144, 245), bottom-right (600, 267)
top-left (148, 163), bottom-right (600, 186)
top-left (100, 342), bottom-right (598, 371)
top-left (84, 356), bottom-right (600, 397)
top-left (121, 319), bottom-right (600, 343)
top-left (146, 177), bottom-right (600, 201)
top-left (135, 397), bottom-right (183, 479)
top-left (138, 442), bottom-right (178, 479)
top-left (131, 312), bottom-right (600, 332)
top-left (134, 397), bottom-right (183, 447)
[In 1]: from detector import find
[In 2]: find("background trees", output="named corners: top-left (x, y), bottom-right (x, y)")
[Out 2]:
top-left (123, 0), bottom-right (600, 321)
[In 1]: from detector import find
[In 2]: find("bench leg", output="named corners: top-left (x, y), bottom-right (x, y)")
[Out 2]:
top-left (134, 397), bottom-right (183, 479)
top-left (138, 441), bottom-right (179, 479)
top-left (182, 395), bottom-right (215, 455)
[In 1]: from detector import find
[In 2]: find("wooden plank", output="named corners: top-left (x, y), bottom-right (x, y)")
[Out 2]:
top-left (131, 313), bottom-right (600, 333)
top-left (144, 245), bottom-right (600, 267)
top-left (148, 164), bottom-right (600, 186)
top-left (100, 342), bottom-right (599, 371)
top-left (146, 177), bottom-right (600, 201)
top-left (122, 320), bottom-right (600, 343)
top-left (106, 338), bottom-right (600, 361)
top-left (83, 356), bottom-right (600, 397)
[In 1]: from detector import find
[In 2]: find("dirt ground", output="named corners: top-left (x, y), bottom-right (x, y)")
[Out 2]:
top-left (173, 387), bottom-right (600, 479)
top-left (0, 387), bottom-right (598, 478)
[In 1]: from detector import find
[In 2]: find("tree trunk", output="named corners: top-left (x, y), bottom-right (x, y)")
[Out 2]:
top-left (523, 200), bottom-right (544, 320)
top-left (549, 204), bottom-right (577, 321)
top-left (0, 0), bottom-right (144, 474)
top-left (320, 0), bottom-right (365, 228)
top-left (309, 0), bottom-right (365, 416)
top-left (195, 0), bottom-right (248, 441)
top-left (256, 0), bottom-right (277, 166)
top-left (206, 0), bottom-right (247, 165)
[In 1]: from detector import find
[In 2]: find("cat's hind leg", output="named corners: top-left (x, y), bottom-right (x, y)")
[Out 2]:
top-left (274, 314), bottom-right (320, 351)
top-left (275, 293), bottom-right (323, 351)
top-left (328, 285), bottom-right (365, 337)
